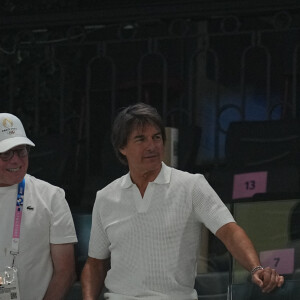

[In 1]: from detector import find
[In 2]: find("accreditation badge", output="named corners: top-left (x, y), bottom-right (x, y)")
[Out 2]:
top-left (0, 267), bottom-right (20, 300)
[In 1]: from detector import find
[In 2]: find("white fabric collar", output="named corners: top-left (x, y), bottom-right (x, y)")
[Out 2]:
top-left (121, 162), bottom-right (171, 189)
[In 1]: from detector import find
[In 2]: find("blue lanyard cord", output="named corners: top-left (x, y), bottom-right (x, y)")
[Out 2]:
top-left (17, 179), bottom-right (25, 207)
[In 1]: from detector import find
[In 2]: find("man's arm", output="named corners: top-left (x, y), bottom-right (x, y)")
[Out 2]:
top-left (80, 256), bottom-right (110, 300)
top-left (216, 222), bottom-right (284, 293)
top-left (43, 243), bottom-right (77, 300)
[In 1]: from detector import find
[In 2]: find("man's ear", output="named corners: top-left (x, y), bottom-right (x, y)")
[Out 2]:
top-left (119, 147), bottom-right (126, 156)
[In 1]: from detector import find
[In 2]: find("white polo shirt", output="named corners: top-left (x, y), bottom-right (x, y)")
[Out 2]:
top-left (0, 174), bottom-right (77, 300)
top-left (89, 163), bottom-right (235, 299)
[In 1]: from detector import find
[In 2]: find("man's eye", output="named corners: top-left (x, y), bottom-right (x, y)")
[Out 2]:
top-left (135, 137), bottom-right (144, 142)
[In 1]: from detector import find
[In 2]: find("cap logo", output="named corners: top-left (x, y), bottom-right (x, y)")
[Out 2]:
top-left (3, 118), bottom-right (13, 128)
top-left (2, 118), bottom-right (16, 135)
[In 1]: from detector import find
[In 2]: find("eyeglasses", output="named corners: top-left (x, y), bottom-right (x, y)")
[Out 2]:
top-left (0, 147), bottom-right (30, 161)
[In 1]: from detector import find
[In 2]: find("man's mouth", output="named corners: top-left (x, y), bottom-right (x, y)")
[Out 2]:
top-left (144, 154), bottom-right (157, 159)
top-left (7, 167), bottom-right (21, 172)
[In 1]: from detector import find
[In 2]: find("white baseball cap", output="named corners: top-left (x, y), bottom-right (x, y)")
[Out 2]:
top-left (0, 113), bottom-right (35, 153)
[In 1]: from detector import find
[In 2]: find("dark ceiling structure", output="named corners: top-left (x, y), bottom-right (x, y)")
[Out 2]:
top-left (1, 0), bottom-right (300, 205)
top-left (1, 0), bottom-right (300, 29)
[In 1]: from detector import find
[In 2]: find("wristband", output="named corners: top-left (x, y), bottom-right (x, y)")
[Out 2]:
top-left (251, 265), bottom-right (264, 275)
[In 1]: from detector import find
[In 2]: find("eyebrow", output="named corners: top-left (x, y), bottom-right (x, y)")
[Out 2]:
top-left (133, 131), bottom-right (161, 139)
top-left (133, 134), bottom-right (144, 140)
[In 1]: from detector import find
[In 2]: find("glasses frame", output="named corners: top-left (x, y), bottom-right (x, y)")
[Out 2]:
top-left (0, 146), bottom-right (30, 161)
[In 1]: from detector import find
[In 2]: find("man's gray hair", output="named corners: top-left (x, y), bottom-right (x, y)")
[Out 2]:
top-left (111, 102), bottom-right (166, 165)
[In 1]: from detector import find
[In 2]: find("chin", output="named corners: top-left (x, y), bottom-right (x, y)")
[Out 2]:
top-left (148, 161), bottom-right (162, 170)
top-left (8, 174), bottom-right (26, 185)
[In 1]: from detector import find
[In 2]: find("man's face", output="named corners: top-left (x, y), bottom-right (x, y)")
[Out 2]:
top-left (0, 145), bottom-right (29, 187)
top-left (120, 124), bottom-right (164, 176)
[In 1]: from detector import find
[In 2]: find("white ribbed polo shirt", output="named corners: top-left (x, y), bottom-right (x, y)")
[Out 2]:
top-left (88, 163), bottom-right (235, 299)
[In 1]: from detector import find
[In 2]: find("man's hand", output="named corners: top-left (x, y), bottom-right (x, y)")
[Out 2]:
top-left (251, 267), bottom-right (284, 293)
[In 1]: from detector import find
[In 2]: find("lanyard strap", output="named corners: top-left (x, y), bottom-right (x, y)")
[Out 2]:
top-left (10, 178), bottom-right (25, 266)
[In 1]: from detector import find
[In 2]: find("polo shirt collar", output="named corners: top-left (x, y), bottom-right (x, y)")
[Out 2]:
top-left (121, 162), bottom-right (171, 188)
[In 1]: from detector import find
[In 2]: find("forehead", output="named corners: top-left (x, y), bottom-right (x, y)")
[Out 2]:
top-left (6, 145), bottom-right (26, 151)
top-left (129, 123), bottom-right (160, 137)
top-left (1, 145), bottom-right (26, 153)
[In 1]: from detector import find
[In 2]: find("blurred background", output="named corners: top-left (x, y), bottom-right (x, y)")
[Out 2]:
top-left (1, 1), bottom-right (300, 298)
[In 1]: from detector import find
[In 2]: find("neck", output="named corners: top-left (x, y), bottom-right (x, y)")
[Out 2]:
top-left (130, 165), bottom-right (162, 197)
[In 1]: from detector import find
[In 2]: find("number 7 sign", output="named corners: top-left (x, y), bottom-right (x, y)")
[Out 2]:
top-left (259, 248), bottom-right (295, 274)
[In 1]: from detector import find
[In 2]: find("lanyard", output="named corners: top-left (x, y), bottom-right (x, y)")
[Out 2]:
top-left (10, 178), bottom-right (25, 267)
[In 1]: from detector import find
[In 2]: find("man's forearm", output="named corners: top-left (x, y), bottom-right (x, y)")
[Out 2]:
top-left (81, 257), bottom-right (109, 300)
top-left (43, 269), bottom-right (77, 300)
top-left (216, 222), bottom-right (284, 293)
top-left (216, 222), bottom-right (260, 271)
top-left (81, 266), bottom-right (104, 300)
top-left (43, 243), bottom-right (77, 300)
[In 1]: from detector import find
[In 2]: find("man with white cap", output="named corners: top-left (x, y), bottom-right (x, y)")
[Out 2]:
top-left (0, 113), bottom-right (78, 300)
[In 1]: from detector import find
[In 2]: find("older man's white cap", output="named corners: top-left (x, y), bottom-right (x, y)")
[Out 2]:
top-left (0, 113), bottom-right (35, 153)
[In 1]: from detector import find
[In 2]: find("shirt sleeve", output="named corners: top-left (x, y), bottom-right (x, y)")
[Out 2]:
top-left (88, 191), bottom-right (111, 259)
top-left (50, 188), bottom-right (78, 244)
top-left (192, 174), bottom-right (235, 234)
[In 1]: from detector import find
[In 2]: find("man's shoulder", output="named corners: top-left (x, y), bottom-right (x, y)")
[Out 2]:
top-left (171, 167), bottom-right (204, 181)
top-left (97, 174), bottom-right (126, 194)
top-left (25, 174), bottom-right (63, 193)
top-left (168, 168), bottom-right (211, 193)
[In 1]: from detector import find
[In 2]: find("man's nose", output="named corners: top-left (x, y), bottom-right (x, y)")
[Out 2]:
top-left (145, 138), bottom-right (155, 150)
top-left (9, 151), bottom-right (21, 161)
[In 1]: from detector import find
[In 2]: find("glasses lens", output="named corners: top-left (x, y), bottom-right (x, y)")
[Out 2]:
top-left (0, 147), bottom-right (29, 161)
top-left (18, 147), bottom-right (29, 157)
top-left (0, 150), bottom-right (12, 161)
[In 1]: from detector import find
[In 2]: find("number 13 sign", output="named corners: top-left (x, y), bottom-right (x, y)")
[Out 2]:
top-left (232, 171), bottom-right (268, 199)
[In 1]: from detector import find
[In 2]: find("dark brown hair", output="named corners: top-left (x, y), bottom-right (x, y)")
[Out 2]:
top-left (111, 103), bottom-right (166, 165)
